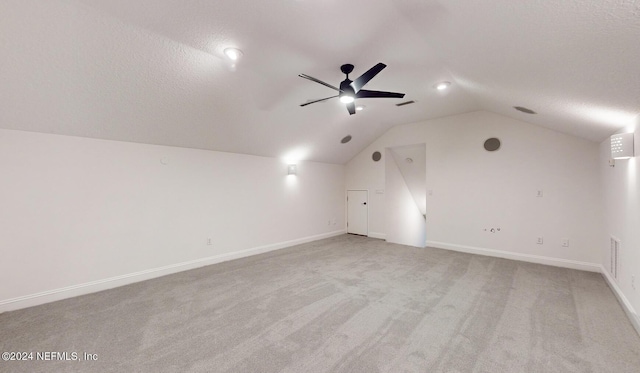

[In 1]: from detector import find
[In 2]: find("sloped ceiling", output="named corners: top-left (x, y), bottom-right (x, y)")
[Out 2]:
top-left (1, 0), bottom-right (639, 164)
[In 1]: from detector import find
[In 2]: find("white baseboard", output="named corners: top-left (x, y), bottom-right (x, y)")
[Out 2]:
top-left (599, 265), bottom-right (640, 337)
top-left (425, 240), bottom-right (601, 272)
top-left (368, 232), bottom-right (386, 240)
top-left (0, 230), bottom-right (346, 313)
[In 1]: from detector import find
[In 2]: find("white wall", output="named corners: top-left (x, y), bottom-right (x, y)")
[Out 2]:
top-left (0, 129), bottom-right (345, 311)
top-left (599, 119), bottom-right (640, 330)
top-left (346, 111), bottom-right (602, 269)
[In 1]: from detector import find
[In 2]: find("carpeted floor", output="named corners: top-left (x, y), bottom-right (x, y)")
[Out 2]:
top-left (1, 234), bottom-right (639, 372)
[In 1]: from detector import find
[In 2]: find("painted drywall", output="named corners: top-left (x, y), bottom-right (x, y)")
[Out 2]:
top-left (385, 149), bottom-right (426, 248)
top-left (347, 111), bottom-right (602, 267)
top-left (0, 129), bottom-right (345, 310)
top-left (599, 119), bottom-right (640, 330)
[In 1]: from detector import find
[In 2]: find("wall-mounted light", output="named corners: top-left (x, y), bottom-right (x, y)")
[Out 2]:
top-left (287, 164), bottom-right (297, 175)
top-left (611, 132), bottom-right (635, 159)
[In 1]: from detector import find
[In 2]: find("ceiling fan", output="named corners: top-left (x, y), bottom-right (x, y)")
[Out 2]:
top-left (299, 63), bottom-right (405, 115)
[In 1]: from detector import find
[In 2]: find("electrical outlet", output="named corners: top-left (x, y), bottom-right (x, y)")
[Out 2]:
top-left (537, 237), bottom-right (543, 245)
top-left (561, 238), bottom-right (569, 247)
top-left (207, 238), bottom-right (213, 246)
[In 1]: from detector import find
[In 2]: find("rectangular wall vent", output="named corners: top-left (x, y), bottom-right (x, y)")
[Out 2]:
top-left (610, 236), bottom-right (620, 280)
top-left (396, 100), bottom-right (415, 107)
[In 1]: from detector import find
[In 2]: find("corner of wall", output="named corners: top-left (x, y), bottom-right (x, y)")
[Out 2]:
top-left (600, 265), bottom-right (640, 337)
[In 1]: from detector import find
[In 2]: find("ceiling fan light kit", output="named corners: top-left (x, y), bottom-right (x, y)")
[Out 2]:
top-left (340, 95), bottom-right (355, 104)
top-left (299, 63), bottom-right (405, 115)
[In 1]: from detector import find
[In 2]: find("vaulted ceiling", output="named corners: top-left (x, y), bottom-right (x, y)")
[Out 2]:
top-left (2, 0), bottom-right (639, 164)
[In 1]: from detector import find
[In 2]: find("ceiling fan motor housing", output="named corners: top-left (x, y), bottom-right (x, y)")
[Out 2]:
top-left (339, 79), bottom-right (355, 99)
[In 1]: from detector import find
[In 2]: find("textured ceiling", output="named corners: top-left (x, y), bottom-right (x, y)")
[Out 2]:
top-left (1, 0), bottom-right (639, 164)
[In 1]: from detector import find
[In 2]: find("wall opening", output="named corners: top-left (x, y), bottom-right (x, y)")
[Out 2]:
top-left (385, 144), bottom-right (426, 248)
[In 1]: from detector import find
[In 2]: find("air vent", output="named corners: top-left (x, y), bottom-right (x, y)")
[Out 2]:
top-left (396, 100), bottom-right (415, 107)
top-left (514, 106), bottom-right (536, 114)
top-left (610, 236), bottom-right (620, 280)
top-left (484, 138), bottom-right (501, 151)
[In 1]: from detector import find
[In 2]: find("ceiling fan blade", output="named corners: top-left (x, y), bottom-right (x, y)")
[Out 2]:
top-left (299, 74), bottom-right (342, 92)
top-left (300, 95), bottom-right (339, 107)
top-left (347, 102), bottom-right (356, 115)
top-left (350, 63), bottom-right (386, 92)
top-left (355, 89), bottom-right (405, 99)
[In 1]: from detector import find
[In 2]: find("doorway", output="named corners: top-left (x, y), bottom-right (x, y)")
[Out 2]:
top-left (347, 190), bottom-right (368, 236)
top-left (385, 144), bottom-right (426, 248)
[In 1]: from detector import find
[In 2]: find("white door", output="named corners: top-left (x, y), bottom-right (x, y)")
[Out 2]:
top-left (347, 190), bottom-right (368, 236)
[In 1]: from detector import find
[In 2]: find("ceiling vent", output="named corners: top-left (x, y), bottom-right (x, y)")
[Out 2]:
top-left (514, 106), bottom-right (536, 114)
top-left (396, 100), bottom-right (415, 107)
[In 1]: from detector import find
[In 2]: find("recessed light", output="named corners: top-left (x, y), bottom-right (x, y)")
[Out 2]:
top-left (356, 105), bottom-right (365, 111)
top-left (514, 106), bottom-right (536, 114)
top-left (435, 81), bottom-right (451, 91)
top-left (224, 47), bottom-right (243, 61)
top-left (341, 135), bottom-right (352, 144)
top-left (340, 95), bottom-right (354, 104)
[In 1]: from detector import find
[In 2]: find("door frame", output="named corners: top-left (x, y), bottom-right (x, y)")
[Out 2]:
top-left (346, 189), bottom-right (369, 236)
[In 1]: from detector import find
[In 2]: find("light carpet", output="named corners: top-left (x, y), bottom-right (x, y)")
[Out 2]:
top-left (1, 234), bottom-right (639, 372)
